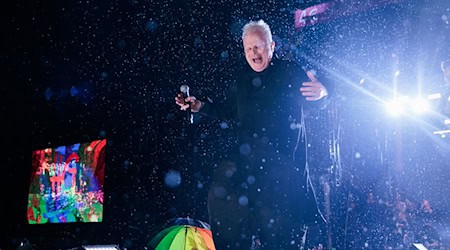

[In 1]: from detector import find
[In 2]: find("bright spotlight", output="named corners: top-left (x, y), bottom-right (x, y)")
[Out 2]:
top-left (411, 98), bottom-right (429, 114)
top-left (385, 96), bottom-right (433, 116)
top-left (386, 96), bottom-right (409, 116)
top-left (426, 93), bottom-right (441, 100)
top-left (386, 100), bottom-right (403, 116)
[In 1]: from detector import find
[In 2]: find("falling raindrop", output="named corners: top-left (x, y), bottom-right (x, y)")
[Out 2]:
top-left (164, 170), bottom-right (182, 188)
top-left (247, 175), bottom-right (256, 185)
top-left (252, 77), bottom-right (262, 87)
top-left (239, 143), bottom-right (251, 155)
top-left (238, 195), bottom-right (248, 206)
top-left (146, 19), bottom-right (158, 32)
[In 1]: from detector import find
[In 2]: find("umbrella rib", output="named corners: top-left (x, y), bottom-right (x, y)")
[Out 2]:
top-left (184, 226), bottom-right (188, 250)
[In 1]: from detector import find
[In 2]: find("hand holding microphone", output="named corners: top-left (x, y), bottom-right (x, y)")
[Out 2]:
top-left (175, 85), bottom-right (203, 123)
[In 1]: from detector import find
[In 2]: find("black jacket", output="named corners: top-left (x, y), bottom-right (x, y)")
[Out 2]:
top-left (199, 56), bottom-right (330, 159)
top-left (200, 56), bottom-right (331, 236)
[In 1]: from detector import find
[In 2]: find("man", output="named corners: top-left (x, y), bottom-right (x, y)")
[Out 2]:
top-left (175, 20), bottom-right (330, 249)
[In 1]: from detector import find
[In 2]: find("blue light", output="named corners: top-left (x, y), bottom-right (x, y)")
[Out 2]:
top-left (44, 87), bottom-right (54, 101)
top-left (146, 19), bottom-right (158, 32)
top-left (70, 86), bottom-right (79, 97)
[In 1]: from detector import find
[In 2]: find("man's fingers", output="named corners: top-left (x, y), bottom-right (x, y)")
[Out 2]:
top-left (301, 81), bottom-right (316, 87)
top-left (176, 93), bottom-right (201, 112)
top-left (301, 91), bottom-right (315, 97)
top-left (175, 94), bottom-right (191, 110)
top-left (306, 70), bottom-right (318, 81)
top-left (175, 95), bottom-right (196, 104)
top-left (300, 81), bottom-right (323, 101)
top-left (300, 86), bottom-right (316, 92)
top-left (300, 85), bottom-right (317, 96)
top-left (185, 96), bottom-right (196, 102)
top-left (175, 97), bottom-right (184, 105)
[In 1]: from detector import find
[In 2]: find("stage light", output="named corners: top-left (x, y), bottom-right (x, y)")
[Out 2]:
top-left (426, 93), bottom-right (441, 100)
top-left (70, 86), bottom-right (79, 97)
top-left (82, 245), bottom-right (120, 250)
top-left (386, 96), bottom-right (409, 116)
top-left (433, 129), bottom-right (450, 137)
top-left (444, 119), bottom-right (450, 125)
top-left (411, 97), bottom-right (429, 114)
top-left (385, 96), bottom-right (433, 116)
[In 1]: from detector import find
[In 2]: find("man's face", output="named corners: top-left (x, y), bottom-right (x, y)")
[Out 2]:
top-left (243, 31), bottom-right (274, 72)
top-left (444, 66), bottom-right (450, 85)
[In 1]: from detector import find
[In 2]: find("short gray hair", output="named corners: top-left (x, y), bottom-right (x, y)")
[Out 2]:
top-left (242, 20), bottom-right (273, 43)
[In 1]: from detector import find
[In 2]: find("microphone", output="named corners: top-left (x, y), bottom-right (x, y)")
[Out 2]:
top-left (180, 85), bottom-right (193, 124)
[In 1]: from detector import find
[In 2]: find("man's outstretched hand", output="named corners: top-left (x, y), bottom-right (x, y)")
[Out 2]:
top-left (300, 70), bottom-right (328, 101)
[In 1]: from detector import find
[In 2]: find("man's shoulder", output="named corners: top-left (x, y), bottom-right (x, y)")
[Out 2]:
top-left (272, 57), bottom-right (308, 79)
top-left (233, 62), bottom-right (252, 76)
top-left (273, 57), bottom-right (306, 73)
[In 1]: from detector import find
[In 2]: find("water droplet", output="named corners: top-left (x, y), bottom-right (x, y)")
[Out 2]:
top-left (164, 170), bottom-right (181, 188)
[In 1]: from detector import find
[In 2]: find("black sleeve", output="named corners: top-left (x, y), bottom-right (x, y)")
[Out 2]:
top-left (198, 80), bottom-right (238, 121)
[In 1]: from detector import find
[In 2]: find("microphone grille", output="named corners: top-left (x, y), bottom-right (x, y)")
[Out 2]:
top-left (180, 85), bottom-right (189, 93)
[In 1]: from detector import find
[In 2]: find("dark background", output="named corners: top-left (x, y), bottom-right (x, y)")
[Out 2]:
top-left (4, 0), bottom-right (450, 249)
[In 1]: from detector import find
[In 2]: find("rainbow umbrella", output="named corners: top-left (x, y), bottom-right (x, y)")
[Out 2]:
top-left (149, 217), bottom-right (216, 250)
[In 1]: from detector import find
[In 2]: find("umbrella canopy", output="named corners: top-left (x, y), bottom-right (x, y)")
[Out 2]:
top-left (149, 217), bottom-right (216, 250)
